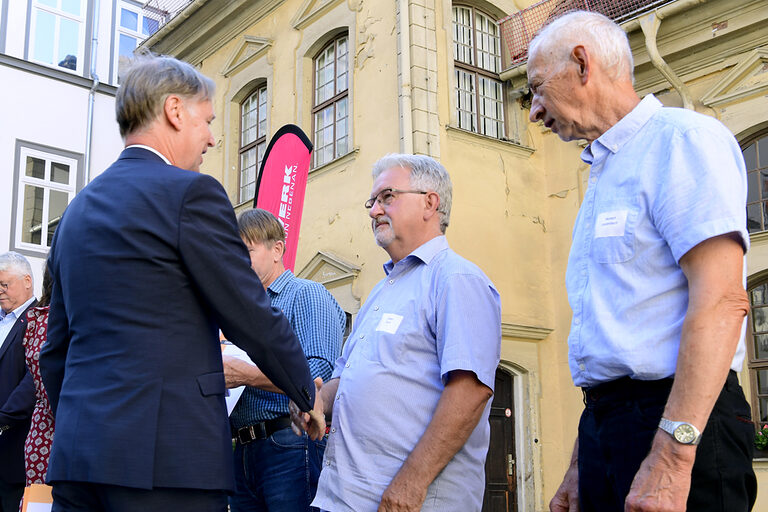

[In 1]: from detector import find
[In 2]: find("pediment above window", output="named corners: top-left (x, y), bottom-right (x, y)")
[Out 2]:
top-left (297, 251), bottom-right (360, 286)
top-left (222, 36), bottom-right (273, 77)
top-left (701, 47), bottom-right (768, 107)
top-left (291, 0), bottom-right (348, 30)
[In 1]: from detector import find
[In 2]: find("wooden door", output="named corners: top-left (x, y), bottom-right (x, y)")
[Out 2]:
top-left (482, 368), bottom-right (517, 512)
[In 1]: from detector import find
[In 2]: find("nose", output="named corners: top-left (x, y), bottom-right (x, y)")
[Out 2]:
top-left (529, 95), bottom-right (544, 123)
top-left (207, 130), bottom-right (215, 148)
top-left (369, 199), bottom-right (384, 219)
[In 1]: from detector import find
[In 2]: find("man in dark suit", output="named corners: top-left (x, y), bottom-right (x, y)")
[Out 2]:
top-left (0, 252), bottom-right (37, 512)
top-left (39, 55), bottom-right (325, 512)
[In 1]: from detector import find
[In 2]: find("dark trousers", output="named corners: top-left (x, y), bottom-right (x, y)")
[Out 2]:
top-left (50, 481), bottom-right (228, 512)
top-left (0, 480), bottom-right (24, 512)
top-left (578, 371), bottom-right (757, 511)
top-left (230, 427), bottom-right (325, 512)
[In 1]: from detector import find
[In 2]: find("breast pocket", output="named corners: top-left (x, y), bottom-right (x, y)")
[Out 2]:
top-left (591, 204), bottom-right (639, 264)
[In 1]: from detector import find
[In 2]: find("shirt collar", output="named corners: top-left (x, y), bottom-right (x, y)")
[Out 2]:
top-left (383, 235), bottom-right (448, 275)
top-left (267, 269), bottom-right (294, 294)
top-left (1, 296), bottom-right (36, 321)
top-left (581, 94), bottom-right (662, 165)
top-left (125, 144), bottom-right (172, 165)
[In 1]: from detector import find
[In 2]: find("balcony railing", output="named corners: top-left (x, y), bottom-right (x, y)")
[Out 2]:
top-left (500, 0), bottom-right (675, 67)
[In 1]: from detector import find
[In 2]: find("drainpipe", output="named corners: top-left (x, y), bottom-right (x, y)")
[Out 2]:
top-left (84, 0), bottom-right (100, 184)
top-left (397, 0), bottom-right (413, 154)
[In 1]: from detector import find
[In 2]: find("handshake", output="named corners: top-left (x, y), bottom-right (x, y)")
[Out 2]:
top-left (289, 377), bottom-right (327, 441)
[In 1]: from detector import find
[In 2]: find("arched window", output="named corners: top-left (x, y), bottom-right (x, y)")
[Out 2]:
top-left (453, 4), bottom-right (504, 138)
top-left (748, 279), bottom-right (768, 426)
top-left (239, 85), bottom-right (268, 203)
top-left (312, 34), bottom-right (349, 168)
top-left (745, 132), bottom-right (768, 233)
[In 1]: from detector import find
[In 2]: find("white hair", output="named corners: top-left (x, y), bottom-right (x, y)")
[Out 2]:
top-left (372, 154), bottom-right (453, 233)
top-left (529, 10), bottom-right (634, 83)
top-left (0, 251), bottom-right (33, 279)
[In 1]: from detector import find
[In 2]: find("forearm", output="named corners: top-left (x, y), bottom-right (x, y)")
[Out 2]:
top-left (320, 377), bottom-right (340, 417)
top-left (223, 356), bottom-right (282, 393)
top-left (391, 371), bottom-right (492, 489)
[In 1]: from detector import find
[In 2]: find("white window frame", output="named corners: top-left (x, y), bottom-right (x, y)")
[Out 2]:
top-left (239, 85), bottom-right (268, 204)
top-left (113, 0), bottom-right (157, 83)
top-left (14, 146), bottom-right (78, 253)
top-left (28, 0), bottom-right (87, 74)
top-left (312, 34), bottom-right (350, 168)
top-left (452, 4), bottom-right (505, 139)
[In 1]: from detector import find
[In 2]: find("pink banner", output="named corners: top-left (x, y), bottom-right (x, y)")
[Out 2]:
top-left (253, 124), bottom-right (312, 271)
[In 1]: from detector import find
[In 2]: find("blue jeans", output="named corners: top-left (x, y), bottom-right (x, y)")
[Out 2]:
top-left (230, 427), bottom-right (326, 512)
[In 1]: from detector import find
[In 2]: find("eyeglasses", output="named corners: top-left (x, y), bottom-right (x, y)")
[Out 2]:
top-left (0, 276), bottom-right (21, 291)
top-left (365, 188), bottom-right (428, 209)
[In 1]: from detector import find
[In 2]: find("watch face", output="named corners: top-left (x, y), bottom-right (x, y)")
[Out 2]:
top-left (673, 424), bottom-right (697, 444)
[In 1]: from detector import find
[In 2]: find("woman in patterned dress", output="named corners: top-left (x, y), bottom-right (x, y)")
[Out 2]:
top-left (22, 269), bottom-right (53, 485)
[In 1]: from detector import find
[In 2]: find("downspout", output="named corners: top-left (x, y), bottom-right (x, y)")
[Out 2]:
top-left (623, 0), bottom-right (710, 111)
top-left (397, 0), bottom-right (413, 154)
top-left (84, 0), bottom-right (100, 184)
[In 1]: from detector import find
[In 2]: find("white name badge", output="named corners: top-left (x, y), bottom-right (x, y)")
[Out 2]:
top-left (594, 210), bottom-right (628, 238)
top-left (376, 313), bottom-right (403, 334)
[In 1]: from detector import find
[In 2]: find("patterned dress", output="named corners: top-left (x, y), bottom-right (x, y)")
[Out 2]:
top-left (22, 306), bottom-right (55, 485)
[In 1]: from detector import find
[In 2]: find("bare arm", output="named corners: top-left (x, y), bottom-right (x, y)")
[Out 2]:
top-left (223, 355), bottom-right (282, 393)
top-left (625, 234), bottom-right (749, 511)
top-left (377, 370), bottom-right (493, 512)
top-left (550, 438), bottom-right (580, 512)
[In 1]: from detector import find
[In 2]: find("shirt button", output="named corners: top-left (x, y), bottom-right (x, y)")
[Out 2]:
top-left (336, 394), bottom-right (342, 400)
top-left (388, 280), bottom-right (394, 285)
top-left (359, 334), bottom-right (364, 339)
top-left (325, 460), bottom-right (331, 466)
top-left (345, 363), bottom-right (350, 368)
top-left (579, 363), bottom-right (586, 371)
top-left (374, 306), bottom-right (379, 311)
top-left (574, 318), bottom-right (581, 325)
top-left (331, 428), bottom-right (336, 433)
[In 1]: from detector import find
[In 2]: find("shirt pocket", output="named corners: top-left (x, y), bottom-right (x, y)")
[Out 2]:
top-left (591, 201), bottom-right (639, 264)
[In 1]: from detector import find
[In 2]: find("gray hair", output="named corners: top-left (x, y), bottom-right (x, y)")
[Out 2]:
top-left (115, 54), bottom-right (215, 138)
top-left (0, 251), bottom-right (33, 280)
top-left (529, 11), bottom-right (634, 83)
top-left (372, 154), bottom-right (453, 233)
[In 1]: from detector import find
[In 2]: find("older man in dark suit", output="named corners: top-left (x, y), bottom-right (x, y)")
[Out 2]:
top-left (0, 252), bottom-right (37, 512)
top-left (40, 55), bottom-right (325, 512)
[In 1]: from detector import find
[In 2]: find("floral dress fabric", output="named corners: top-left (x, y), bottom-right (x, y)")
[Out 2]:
top-left (22, 306), bottom-right (55, 485)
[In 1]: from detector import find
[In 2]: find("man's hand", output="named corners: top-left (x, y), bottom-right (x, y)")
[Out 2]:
top-left (624, 432), bottom-right (695, 512)
top-left (289, 377), bottom-right (326, 440)
top-left (550, 439), bottom-right (579, 512)
top-left (378, 473), bottom-right (428, 512)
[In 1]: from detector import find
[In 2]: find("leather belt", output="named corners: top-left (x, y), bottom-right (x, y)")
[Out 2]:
top-left (234, 416), bottom-right (293, 445)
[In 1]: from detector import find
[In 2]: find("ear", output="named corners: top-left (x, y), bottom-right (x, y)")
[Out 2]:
top-left (22, 274), bottom-right (32, 290)
top-left (422, 191), bottom-right (440, 221)
top-left (272, 240), bottom-right (285, 262)
top-left (164, 94), bottom-right (184, 131)
top-left (571, 45), bottom-right (590, 85)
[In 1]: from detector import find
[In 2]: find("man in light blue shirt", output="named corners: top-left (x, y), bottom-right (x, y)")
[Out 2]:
top-left (527, 11), bottom-right (756, 512)
top-left (304, 154), bottom-right (501, 512)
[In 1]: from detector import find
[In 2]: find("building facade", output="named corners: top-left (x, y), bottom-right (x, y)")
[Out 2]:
top-left (138, 0), bottom-right (767, 510)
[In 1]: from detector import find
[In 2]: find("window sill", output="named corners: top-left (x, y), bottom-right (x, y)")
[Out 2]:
top-left (750, 231), bottom-right (768, 245)
top-left (445, 126), bottom-right (535, 157)
top-left (309, 148), bottom-right (359, 178)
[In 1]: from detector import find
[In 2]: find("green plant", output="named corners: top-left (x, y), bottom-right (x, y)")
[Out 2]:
top-left (755, 424), bottom-right (768, 451)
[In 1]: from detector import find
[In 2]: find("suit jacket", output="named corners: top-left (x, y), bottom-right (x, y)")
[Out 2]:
top-left (40, 147), bottom-right (315, 491)
top-left (0, 299), bottom-right (37, 485)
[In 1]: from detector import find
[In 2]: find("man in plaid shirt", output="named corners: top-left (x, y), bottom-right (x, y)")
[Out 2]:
top-left (224, 208), bottom-right (345, 512)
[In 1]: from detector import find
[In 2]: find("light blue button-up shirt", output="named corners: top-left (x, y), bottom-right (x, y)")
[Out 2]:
top-left (312, 236), bottom-right (501, 512)
top-left (0, 296), bottom-right (36, 349)
top-left (566, 94), bottom-right (749, 388)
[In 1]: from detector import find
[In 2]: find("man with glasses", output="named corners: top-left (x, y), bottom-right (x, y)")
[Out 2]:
top-left (305, 154), bottom-right (501, 512)
top-left (0, 251), bottom-right (36, 512)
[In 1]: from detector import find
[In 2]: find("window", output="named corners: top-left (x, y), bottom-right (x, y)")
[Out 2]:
top-left (14, 146), bottom-right (78, 252)
top-left (29, 0), bottom-right (86, 73)
top-left (745, 133), bottom-right (768, 233)
top-left (312, 34), bottom-right (349, 168)
top-left (114, 1), bottom-right (160, 83)
top-left (453, 5), bottom-right (504, 138)
top-left (239, 85), bottom-right (268, 203)
top-left (748, 280), bottom-right (768, 427)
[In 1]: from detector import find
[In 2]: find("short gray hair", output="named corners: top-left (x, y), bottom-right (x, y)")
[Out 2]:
top-left (372, 154), bottom-right (453, 233)
top-left (0, 251), bottom-right (33, 280)
top-left (116, 54), bottom-right (215, 138)
top-left (529, 11), bottom-right (634, 83)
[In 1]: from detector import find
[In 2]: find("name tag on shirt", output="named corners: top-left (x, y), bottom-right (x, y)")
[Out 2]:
top-left (594, 210), bottom-right (628, 238)
top-left (376, 313), bottom-right (403, 334)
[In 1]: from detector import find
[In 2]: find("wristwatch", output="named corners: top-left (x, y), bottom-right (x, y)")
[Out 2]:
top-left (658, 418), bottom-right (702, 445)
